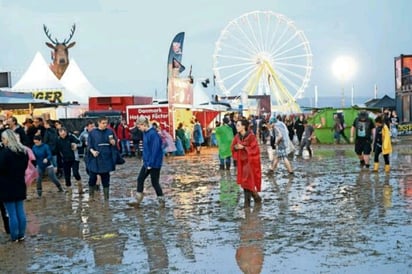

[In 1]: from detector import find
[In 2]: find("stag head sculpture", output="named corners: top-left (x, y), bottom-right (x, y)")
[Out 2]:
top-left (43, 24), bottom-right (76, 79)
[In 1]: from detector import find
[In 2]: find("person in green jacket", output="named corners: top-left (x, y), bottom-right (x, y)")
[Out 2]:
top-left (215, 116), bottom-right (234, 170)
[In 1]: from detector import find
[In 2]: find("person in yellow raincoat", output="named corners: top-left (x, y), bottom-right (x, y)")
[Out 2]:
top-left (372, 115), bottom-right (392, 172)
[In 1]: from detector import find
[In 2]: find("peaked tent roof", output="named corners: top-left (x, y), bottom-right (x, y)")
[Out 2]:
top-left (12, 52), bottom-right (65, 91)
top-left (60, 59), bottom-right (100, 103)
top-left (364, 94), bottom-right (395, 109)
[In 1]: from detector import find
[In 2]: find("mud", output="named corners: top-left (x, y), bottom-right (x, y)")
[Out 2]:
top-left (0, 139), bottom-right (411, 273)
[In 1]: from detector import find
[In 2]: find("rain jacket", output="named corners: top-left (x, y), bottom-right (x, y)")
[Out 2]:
top-left (231, 130), bottom-right (261, 192)
top-left (382, 124), bottom-right (392, 155)
top-left (142, 127), bottom-right (164, 168)
top-left (87, 128), bottom-right (116, 173)
top-left (215, 124), bottom-right (234, 158)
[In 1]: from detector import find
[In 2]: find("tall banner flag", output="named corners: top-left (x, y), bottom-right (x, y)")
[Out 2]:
top-left (167, 32), bottom-right (185, 79)
top-left (167, 32), bottom-right (193, 105)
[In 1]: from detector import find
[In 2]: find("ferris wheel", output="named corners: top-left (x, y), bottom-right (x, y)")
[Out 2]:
top-left (213, 11), bottom-right (312, 113)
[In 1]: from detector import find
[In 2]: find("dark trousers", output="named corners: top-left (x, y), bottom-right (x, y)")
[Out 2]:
top-left (63, 160), bottom-right (81, 187)
top-left (137, 166), bottom-right (163, 196)
top-left (89, 172), bottom-right (110, 188)
top-left (374, 147), bottom-right (390, 165)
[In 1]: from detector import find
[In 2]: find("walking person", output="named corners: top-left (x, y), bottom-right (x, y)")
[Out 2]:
top-left (87, 116), bottom-right (117, 200)
top-left (192, 119), bottom-right (204, 154)
top-left (0, 129), bottom-right (29, 242)
top-left (130, 120), bottom-right (144, 158)
top-left (294, 114), bottom-right (305, 145)
top-left (135, 116), bottom-right (166, 208)
top-left (372, 115), bottom-right (392, 173)
top-left (298, 120), bottom-right (315, 157)
top-left (269, 117), bottom-right (294, 174)
top-left (231, 119), bottom-right (262, 208)
top-left (116, 119), bottom-right (132, 157)
top-left (215, 117), bottom-right (234, 170)
top-left (350, 111), bottom-right (375, 169)
top-left (56, 127), bottom-right (82, 195)
top-left (390, 110), bottom-right (400, 141)
top-left (32, 135), bottom-right (64, 197)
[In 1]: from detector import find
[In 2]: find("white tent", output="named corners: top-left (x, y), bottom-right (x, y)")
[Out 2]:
top-left (193, 80), bottom-right (211, 106)
top-left (12, 52), bottom-right (100, 104)
top-left (12, 52), bottom-right (64, 91)
top-left (192, 80), bottom-right (230, 111)
top-left (60, 59), bottom-right (100, 103)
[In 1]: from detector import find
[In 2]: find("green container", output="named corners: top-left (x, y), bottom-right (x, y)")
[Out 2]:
top-left (307, 107), bottom-right (360, 144)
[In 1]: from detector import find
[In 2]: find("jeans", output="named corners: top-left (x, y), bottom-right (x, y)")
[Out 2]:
top-left (3, 200), bottom-right (26, 241)
top-left (37, 165), bottom-right (62, 194)
top-left (219, 156), bottom-right (231, 167)
top-left (120, 139), bottom-right (131, 156)
top-left (137, 166), bottom-right (163, 196)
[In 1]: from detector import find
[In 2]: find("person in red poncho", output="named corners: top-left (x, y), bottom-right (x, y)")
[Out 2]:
top-left (231, 118), bottom-right (262, 208)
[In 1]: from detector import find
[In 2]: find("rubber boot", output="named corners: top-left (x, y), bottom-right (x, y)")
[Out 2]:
top-left (226, 163), bottom-right (231, 170)
top-left (77, 181), bottom-right (84, 194)
top-left (373, 163), bottom-right (379, 172)
top-left (158, 196), bottom-right (166, 208)
top-left (384, 165), bottom-right (390, 173)
top-left (244, 189), bottom-right (251, 208)
top-left (37, 189), bottom-right (42, 198)
top-left (136, 192), bottom-right (144, 205)
top-left (219, 164), bottom-right (225, 170)
top-left (89, 186), bottom-right (95, 200)
top-left (251, 192), bottom-right (262, 203)
top-left (103, 187), bottom-right (110, 200)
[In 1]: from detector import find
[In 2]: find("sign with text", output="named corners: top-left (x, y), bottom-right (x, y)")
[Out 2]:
top-left (33, 90), bottom-right (63, 103)
top-left (126, 105), bottom-right (171, 133)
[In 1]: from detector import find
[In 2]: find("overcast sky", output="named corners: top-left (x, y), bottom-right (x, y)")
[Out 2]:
top-left (0, 0), bottom-right (410, 100)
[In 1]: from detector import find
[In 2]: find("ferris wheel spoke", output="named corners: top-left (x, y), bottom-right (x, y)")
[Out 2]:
top-left (219, 63), bottom-right (256, 83)
top-left (267, 16), bottom-right (282, 53)
top-left (224, 67), bottom-right (258, 95)
top-left (269, 19), bottom-right (292, 54)
top-left (272, 30), bottom-right (301, 56)
top-left (273, 42), bottom-right (308, 59)
top-left (274, 62), bottom-right (310, 72)
top-left (276, 65), bottom-right (307, 84)
top-left (218, 41), bottom-right (258, 59)
top-left (276, 70), bottom-right (302, 93)
top-left (246, 14), bottom-right (264, 52)
top-left (215, 60), bottom-right (256, 71)
top-left (234, 22), bottom-right (262, 55)
top-left (219, 35), bottom-right (259, 57)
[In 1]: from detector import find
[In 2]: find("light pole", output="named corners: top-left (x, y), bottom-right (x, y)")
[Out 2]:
top-left (332, 56), bottom-right (356, 108)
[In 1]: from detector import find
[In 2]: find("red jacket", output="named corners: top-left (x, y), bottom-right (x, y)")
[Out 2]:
top-left (116, 124), bottom-right (131, 140)
top-left (231, 130), bottom-right (262, 192)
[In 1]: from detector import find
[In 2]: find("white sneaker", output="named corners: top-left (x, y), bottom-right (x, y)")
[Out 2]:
top-left (136, 192), bottom-right (144, 205)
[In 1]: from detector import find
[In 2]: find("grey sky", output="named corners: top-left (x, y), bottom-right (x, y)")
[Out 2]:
top-left (0, 0), bottom-right (410, 100)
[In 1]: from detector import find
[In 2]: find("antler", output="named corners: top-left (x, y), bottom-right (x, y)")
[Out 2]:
top-left (43, 24), bottom-right (58, 44)
top-left (63, 24), bottom-right (76, 44)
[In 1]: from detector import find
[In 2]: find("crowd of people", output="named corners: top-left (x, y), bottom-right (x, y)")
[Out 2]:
top-left (0, 107), bottom-right (398, 243)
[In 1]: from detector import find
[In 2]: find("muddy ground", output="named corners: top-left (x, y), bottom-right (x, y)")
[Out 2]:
top-left (0, 138), bottom-right (411, 273)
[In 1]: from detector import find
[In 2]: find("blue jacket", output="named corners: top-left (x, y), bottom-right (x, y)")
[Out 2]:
top-left (142, 127), bottom-right (163, 168)
top-left (32, 143), bottom-right (53, 171)
top-left (87, 128), bottom-right (116, 173)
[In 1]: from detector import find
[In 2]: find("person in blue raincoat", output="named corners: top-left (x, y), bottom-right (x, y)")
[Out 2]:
top-left (192, 119), bottom-right (204, 154)
top-left (87, 116), bottom-right (118, 200)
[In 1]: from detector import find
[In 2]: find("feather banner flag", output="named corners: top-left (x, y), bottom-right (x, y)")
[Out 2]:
top-left (167, 32), bottom-right (185, 79)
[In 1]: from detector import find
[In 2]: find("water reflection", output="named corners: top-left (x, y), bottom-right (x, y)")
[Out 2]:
top-left (87, 207), bottom-right (125, 266)
top-left (136, 210), bottom-right (169, 272)
top-left (236, 205), bottom-right (264, 274)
